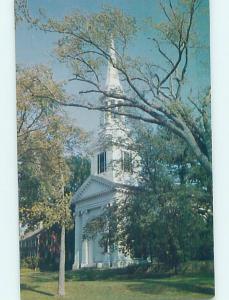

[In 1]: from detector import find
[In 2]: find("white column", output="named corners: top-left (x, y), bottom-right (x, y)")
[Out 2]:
top-left (81, 210), bottom-right (89, 267)
top-left (88, 239), bottom-right (94, 266)
top-left (72, 212), bottom-right (82, 270)
top-left (81, 240), bottom-right (88, 266)
top-left (85, 240), bottom-right (89, 265)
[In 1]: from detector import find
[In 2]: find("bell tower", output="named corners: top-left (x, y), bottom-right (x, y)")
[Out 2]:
top-left (90, 40), bottom-right (140, 186)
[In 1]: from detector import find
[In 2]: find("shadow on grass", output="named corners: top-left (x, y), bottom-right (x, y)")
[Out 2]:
top-left (20, 283), bottom-right (55, 297)
top-left (160, 280), bottom-right (214, 295)
top-left (126, 277), bottom-right (214, 296)
top-left (29, 272), bottom-right (59, 283)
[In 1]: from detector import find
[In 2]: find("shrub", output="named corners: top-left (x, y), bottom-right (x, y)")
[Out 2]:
top-left (20, 256), bottom-right (40, 270)
top-left (179, 260), bottom-right (214, 275)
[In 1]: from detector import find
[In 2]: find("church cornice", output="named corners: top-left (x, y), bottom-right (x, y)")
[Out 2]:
top-left (74, 188), bottom-right (115, 204)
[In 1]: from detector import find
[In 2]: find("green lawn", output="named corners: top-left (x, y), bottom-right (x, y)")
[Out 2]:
top-left (20, 268), bottom-right (214, 300)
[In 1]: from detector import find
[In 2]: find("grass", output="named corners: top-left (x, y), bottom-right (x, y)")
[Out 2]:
top-left (20, 268), bottom-right (214, 300)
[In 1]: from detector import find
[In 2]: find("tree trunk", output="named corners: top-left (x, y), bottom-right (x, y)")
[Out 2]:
top-left (58, 225), bottom-right (65, 297)
top-left (182, 128), bottom-right (212, 175)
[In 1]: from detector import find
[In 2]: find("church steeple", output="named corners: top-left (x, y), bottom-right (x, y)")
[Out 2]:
top-left (105, 39), bottom-right (123, 93)
top-left (90, 39), bottom-right (139, 186)
top-left (99, 39), bottom-right (125, 131)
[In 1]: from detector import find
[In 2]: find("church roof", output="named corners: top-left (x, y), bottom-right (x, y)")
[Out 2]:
top-left (71, 175), bottom-right (115, 205)
top-left (20, 227), bottom-right (44, 241)
top-left (72, 174), bottom-right (137, 205)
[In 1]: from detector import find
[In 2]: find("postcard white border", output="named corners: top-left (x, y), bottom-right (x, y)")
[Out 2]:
top-left (1, 0), bottom-right (229, 299)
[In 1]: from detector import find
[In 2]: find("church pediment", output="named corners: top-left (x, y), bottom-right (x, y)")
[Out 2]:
top-left (72, 175), bottom-right (115, 204)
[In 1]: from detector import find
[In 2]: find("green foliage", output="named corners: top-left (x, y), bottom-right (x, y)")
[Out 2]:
top-left (128, 128), bottom-right (212, 268)
top-left (22, 193), bottom-right (73, 230)
top-left (20, 256), bottom-right (40, 270)
top-left (179, 260), bottom-right (214, 275)
top-left (17, 65), bottom-right (88, 230)
top-left (17, 65), bottom-right (90, 295)
top-left (66, 156), bottom-right (90, 194)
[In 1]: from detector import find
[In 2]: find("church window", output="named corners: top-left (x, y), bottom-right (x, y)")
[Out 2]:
top-left (121, 151), bottom-right (133, 173)
top-left (112, 107), bottom-right (119, 119)
top-left (97, 151), bottom-right (107, 174)
top-left (112, 106), bottom-right (123, 120)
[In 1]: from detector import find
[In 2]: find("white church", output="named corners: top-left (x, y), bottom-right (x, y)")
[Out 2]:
top-left (72, 41), bottom-right (141, 270)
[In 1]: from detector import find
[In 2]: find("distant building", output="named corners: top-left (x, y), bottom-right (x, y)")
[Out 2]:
top-left (20, 226), bottom-right (75, 270)
top-left (20, 227), bottom-right (43, 259)
top-left (72, 41), bottom-right (141, 270)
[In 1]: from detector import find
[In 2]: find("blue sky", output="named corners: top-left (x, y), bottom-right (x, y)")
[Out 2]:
top-left (16, 0), bottom-right (210, 132)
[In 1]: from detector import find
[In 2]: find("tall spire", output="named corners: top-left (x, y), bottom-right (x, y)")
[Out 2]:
top-left (105, 39), bottom-right (123, 92)
top-left (99, 38), bottom-right (126, 134)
